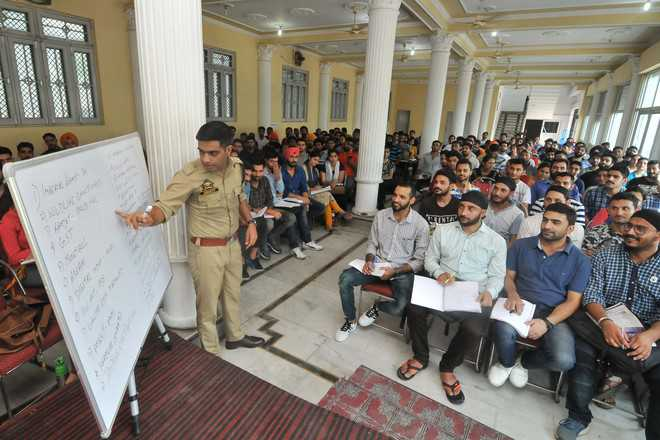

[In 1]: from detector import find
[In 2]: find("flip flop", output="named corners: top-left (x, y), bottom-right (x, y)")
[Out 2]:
top-left (397, 358), bottom-right (426, 381)
top-left (442, 380), bottom-right (465, 405)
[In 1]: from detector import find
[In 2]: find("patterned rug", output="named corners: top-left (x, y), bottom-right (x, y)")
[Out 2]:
top-left (319, 366), bottom-right (513, 440)
top-left (0, 334), bottom-right (386, 439)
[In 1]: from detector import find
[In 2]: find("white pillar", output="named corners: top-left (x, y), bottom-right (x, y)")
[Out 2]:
top-left (584, 80), bottom-right (601, 145)
top-left (479, 75), bottom-right (495, 136)
top-left (467, 71), bottom-right (488, 137)
top-left (126, 9), bottom-right (145, 146)
top-left (596, 73), bottom-right (617, 144)
top-left (353, 74), bottom-right (364, 129)
top-left (452, 57), bottom-right (475, 137)
top-left (135, 0), bottom-right (205, 329)
top-left (419, 31), bottom-right (453, 156)
top-left (318, 62), bottom-right (331, 131)
top-left (618, 56), bottom-right (642, 147)
top-left (354, 0), bottom-right (401, 215)
top-left (257, 44), bottom-right (273, 128)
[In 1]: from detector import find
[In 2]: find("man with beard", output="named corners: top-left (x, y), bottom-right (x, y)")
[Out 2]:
top-left (484, 177), bottom-right (524, 245)
top-left (415, 169), bottom-right (460, 228)
top-left (584, 163), bottom-right (628, 220)
top-left (454, 159), bottom-right (478, 194)
top-left (557, 210), bottom-right (660, 440)
top-left (505, 158), bottom-right (531, 215)
top-left (582, 192), bottom-right (640, 257)
top-left (335, 182), bottom-right (429, 342)
top-left (488, 204), bottom-right (590, 390)
top-left (282, 146), bottom-right (324, 252)
top-left (397, 191), bottom-right (505, 406)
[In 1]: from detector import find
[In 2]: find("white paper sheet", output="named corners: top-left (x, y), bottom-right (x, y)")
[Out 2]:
top-left (411, 276), bottom-right (481, 313)
top-left (311, 186), bottom-right (331, 195)
top-left (274, 199), bottom-right (301, 208)
top-left (490, 298), bottom-right (536, 338)
top-left (251, 207), bottom-right (267, 219)
top-left (348, 259), bottom-right (390, 278)
top-left (283, 197), bottom-right (303, 204)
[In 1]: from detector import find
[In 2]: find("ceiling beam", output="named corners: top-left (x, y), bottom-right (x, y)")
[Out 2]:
top-left (474, 45), bottom-right (644, 58)
top-left (447, 12), bottom-right (660, 33)
top-left (260, 24), bottom-right (430, 45)
top-left (488, 64), bottom-right (614, 72)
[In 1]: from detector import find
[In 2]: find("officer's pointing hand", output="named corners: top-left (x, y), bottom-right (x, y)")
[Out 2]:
top-left (115, 210), bottom-right (154, 230)
top-left (245, 223), bottom-right (258, 247)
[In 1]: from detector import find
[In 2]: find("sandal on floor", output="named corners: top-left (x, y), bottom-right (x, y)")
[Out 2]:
top-left (397, 358), bottom-right (426, 381)
top-left (442, 380), bottom-right (465, 405)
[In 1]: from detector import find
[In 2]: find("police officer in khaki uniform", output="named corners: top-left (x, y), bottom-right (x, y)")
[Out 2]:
top-left (117, 121), bottom-right (265, 354)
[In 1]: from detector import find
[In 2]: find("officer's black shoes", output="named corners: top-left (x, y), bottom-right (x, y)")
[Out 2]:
top-left (225, 335), bottom-right (266, 350)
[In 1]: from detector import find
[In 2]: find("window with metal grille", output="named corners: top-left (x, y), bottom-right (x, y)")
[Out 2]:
top-left (282, 67), bottom-right (308, 121)
top-left (0, 2), bottom-right (101, 125)
top-left (204, 47), bottom-right (235, 122)
top-left (331, 78), bottom-right (348, 121)
top-left (631, 69), bottom-right (660, 157)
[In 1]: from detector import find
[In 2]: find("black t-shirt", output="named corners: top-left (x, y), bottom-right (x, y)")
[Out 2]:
top-left (580, 170), bottom-right (600, 189)
top-left (415, 194), bottom-right (459, 227)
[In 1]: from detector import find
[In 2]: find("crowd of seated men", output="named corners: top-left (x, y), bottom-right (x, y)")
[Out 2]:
top-left (330, 129), bottom-right (659, 440)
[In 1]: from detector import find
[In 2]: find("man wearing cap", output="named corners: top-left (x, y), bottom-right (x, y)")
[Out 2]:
top-left (397, 191), bottom-right (506, 406)
top-left (557, 209), bottom-right (660, 440)
top-left (485, 176), bottom-right (525, 245)
top-left (117, 121), bottom-right (265, 355)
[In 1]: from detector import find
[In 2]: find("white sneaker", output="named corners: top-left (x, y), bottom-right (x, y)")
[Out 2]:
top-left (488, 362), bottom-right (514, 387)
top-left (304, 241), bottom-right (324, 251)
top-left (291, 247), bottom-right (307, 259)
top-left (358, 304), bottom-right (379, 327)
top-left (509, 355), bottom-right (529, 388)
top-left (335, 319), bottom-right (357, 342)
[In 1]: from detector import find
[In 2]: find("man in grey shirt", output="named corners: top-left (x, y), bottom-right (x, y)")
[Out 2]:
top-left (335, 182), bottom-right (429, 342)
top-left (485, 176), bottom-right (525, 245)
top-left (418, 140), bottom-right (443, 177)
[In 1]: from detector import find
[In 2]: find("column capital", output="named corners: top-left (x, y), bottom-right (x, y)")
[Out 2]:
top-left (476, 71), bottom-right (489, 82)
top-left (369, 0), bottom-right (403, 12)
top-left (127, 7), bottom-right (136, 31)
top-left (320, 62), bottom-right (332, 75)
top-left (257, 44), bottom-right (274, 61)
top-left (459, 57), bottom-right (475, 74)
top-left (430, 31), bottom-right (454, 52)
top-left (356, 73), bottom-right (364, 82)
top-left (604, 71), bottom-right (615, 86)
top-left (629, 55), bottom-right (641, 74)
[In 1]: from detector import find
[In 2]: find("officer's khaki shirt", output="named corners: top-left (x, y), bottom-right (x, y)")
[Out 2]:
top-left (153, 157), bottom-right (245, 238)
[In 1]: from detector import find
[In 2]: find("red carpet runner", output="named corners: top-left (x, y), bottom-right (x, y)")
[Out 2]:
top-left (0, 335), bottom-right (386, 439)
top-left (319, 366), bottom-right (513, 440)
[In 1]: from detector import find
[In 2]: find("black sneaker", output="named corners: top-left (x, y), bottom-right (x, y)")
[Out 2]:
top-left (246, 257), bottom-right (263, 270)
top-left (242, 264), bottom-right (250, 280)
top-left (267, 241), bottom-right (282, 254)
top-left (358, 304), bottom-right (379, 327)
top-left (259, 248), bottom-right (271, 260)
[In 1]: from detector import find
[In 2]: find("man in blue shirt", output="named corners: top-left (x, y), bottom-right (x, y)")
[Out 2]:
top-left (557, 210), bottom-right (660, 440)
top-left (488, 203), bottom-right (591, 390)
top-left (282, 146), bottom-right (324, 251)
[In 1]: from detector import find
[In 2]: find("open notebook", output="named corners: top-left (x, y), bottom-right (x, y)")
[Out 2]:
top-left (411, 275), bottom-right (481, 313)
top-left (348, 259), bottom-right (391, 278)
top-left (490, 298), bottom-right (536, 338)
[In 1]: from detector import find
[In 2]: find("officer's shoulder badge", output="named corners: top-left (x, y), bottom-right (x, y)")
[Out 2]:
top-left (200, 179), bottom-right (219, 195)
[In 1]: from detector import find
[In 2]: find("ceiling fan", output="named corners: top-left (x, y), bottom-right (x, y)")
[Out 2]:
top-left (346, 4), bottom-right (368, 35)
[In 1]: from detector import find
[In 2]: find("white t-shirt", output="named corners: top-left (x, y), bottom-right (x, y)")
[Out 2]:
top-left (517, 214), bottom-right (585, 248)
top-left (511, 180), bottom-right (531, 206)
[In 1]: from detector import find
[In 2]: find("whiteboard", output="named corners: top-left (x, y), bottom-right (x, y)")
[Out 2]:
top-left (4, 133), bottom-right (172, 437)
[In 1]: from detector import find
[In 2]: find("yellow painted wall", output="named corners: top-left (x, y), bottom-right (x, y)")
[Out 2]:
top-left (202, 19), bottom-right (258, 133)
top-left (2, 0), bottom-right (136, 154)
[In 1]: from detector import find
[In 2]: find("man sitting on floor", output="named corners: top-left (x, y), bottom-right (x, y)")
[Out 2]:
top-left (517, 185), bottom-right (584, 248)
top-left (398, 191), bottom-right (506, 405)
top-left (335, 182), bottom-right (429, 342)
top-left (484, 176), bottom-right (525, 245)
top-left (488, 203), bottom-right (590, 389)
top-left (557, 210), bottom-right (660, 440)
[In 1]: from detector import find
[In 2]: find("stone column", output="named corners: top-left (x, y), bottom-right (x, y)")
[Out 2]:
top-left (126, 9), bottom-right (145, 146)
top-left (318, 62), bottom-right (331, 131)
top-left (617, 56), bottom-right (641, 147)
top-left (452, 57), bottom-right (475, 137)
top-left (353, 73), bottom-right (364, 129)
top-left (596, 73), bottom-right (617, 143)
top-left (584, 80), bottom-right (601, 145)
top-left (257, 44), bottom-right (273, 128)
top-left (419, 31), bottom-right (453, 156)
top-left (479, 75), bottom-right (496, 136)
top-left (354, 0), bottom-right (401, 215)
top-left (467, 71), bottom-right (488, 137)
top-left (135, 0), bottom-right (205, 328)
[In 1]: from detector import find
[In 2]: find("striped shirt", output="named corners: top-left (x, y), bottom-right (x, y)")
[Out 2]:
top-left (366, 208), bottom-right (430, 273)
top-left (529, 198), bottom-right (586, 226)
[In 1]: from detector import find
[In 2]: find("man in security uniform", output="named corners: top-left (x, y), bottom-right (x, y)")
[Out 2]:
top-left (118, 121), bottom-right (265, 354)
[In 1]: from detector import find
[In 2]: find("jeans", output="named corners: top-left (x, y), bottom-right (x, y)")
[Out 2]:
top-left (492, 304), bottom-right (576, 371)
top-left (407, 305), bottom-right (491, 372)
top-left (288, 205), bottom-right (312, 243)
top-left (338, 267), bottom-right (414, 321)
top-left (268, 210), bottom-right (300, 248)
top-left (565, 310), bottom-right (660, 439)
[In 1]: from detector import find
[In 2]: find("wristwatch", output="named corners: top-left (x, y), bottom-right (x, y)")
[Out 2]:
top-left (542, 317), bottom-right (555, 330)
top-left (248, 219), bottom-right (257, 225)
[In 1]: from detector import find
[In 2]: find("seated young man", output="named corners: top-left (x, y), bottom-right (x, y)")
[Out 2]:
top-left (557, 210), bottom-right (660, 440)
top-left (414, 169), bottom-right (459, 230)
top-left (484, 176), bottom-right (525, 245)
top-left (398, 191), bottom-right (506, 405)
top-left (488, 203), bottom-right (590, 389)
top-left (529, 172), bottom-right (586, 226)
top-left (517, 185), bottom-right (584, 248)
top-left (505, 158), bottom-right (531, 215)
top-left (335, 182), bottom-right (429, 342)
top-left (582, 192), bottom-right (640, 257)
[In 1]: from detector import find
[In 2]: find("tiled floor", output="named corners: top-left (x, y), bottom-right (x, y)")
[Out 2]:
top-left (2, 219), bottom-right (646, 439)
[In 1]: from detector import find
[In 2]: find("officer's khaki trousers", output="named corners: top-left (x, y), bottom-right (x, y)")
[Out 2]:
top-left (188, 240), bottom-right (244, 354)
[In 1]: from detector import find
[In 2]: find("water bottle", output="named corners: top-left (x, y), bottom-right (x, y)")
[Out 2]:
top-left (54, 356), bottom-right (68, 388)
